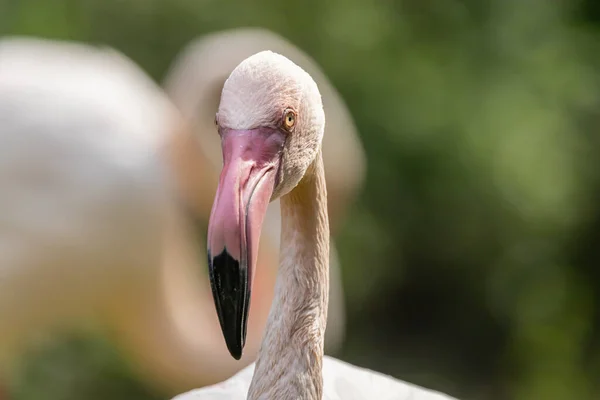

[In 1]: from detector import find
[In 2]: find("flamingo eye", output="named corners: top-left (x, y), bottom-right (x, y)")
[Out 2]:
top-left (282, 109), bottom-right (296, 132)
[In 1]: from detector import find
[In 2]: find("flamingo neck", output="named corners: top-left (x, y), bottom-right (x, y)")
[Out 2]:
top-left (247, 151), bottom-right (330, 400)
top-left (166, 120), bottom-right (219, 219)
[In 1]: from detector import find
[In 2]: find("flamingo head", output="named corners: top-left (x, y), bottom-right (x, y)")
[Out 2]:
top-left (206, 50), bottom-right (325, 359)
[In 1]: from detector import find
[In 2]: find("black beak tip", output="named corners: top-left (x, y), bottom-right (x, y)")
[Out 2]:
top-left (207, 248), bottom-right (250, 361)
top-left (228, 343), bottom-right (243, 360)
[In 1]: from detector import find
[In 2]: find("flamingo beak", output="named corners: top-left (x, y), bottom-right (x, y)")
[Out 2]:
top-left (207, 127), bottom-right (285, 360)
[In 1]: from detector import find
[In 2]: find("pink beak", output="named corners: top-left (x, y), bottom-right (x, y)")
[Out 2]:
top-left (207, 127), bottom-right (286, 359)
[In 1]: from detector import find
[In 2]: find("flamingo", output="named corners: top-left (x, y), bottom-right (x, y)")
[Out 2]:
top-left (162, 27), bottom-right (369, 359)
top-left (0, 35), bottom-right (220, 390)
top-left (0, 33), bottom-right (356, 394)
top-left (171, 51), bottom-right (458, 399)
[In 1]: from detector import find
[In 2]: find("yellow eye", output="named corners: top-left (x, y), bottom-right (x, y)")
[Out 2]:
top-left (283, 109), bottom-right (296, 131)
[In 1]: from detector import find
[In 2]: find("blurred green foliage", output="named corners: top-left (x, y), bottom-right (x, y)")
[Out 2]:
top-left (9, 334), bottom-right (161, 400)
top-left (2, 0), bottom-right (600, 399)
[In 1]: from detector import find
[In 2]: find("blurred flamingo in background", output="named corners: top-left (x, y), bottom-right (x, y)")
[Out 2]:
top-left (0, 28), bottom-right (365, 396)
